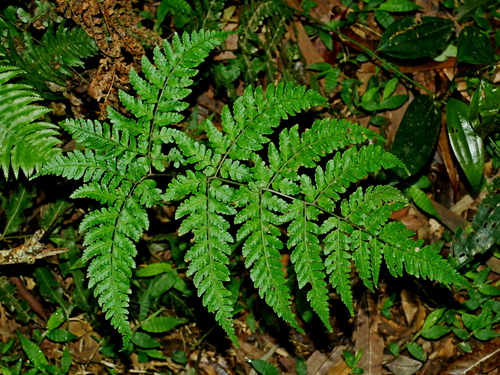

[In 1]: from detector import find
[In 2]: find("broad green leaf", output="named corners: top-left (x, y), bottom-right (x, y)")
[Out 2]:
top-left (409, 186), bottom-right (440, 219)
top-left (34, 267), bottom-right (68, 311)
top-left (453, 328), bottom-right (469, 340)
top-left (307, 62), bottom-right (333, 71)
top-left (378, 17), bottom-right (454, 59)
top-left (296, 357), bottom-right (307, 375)
top-left (474, 329), bottom-right (500, 340)
top-left (382, 78), bottom-right (398, 101)
top-left (374, 10), bottom-right (394, 28)
top-left (60, 347), bottom-right (72, 375)
top-left (392, 95), bottom-right (440, 175)
top-left (379, 94), bottom-right (408, 109)
top-left (421, 325), bottom-right (453, 339)
top-left (2, 184), bottom-right (33, 237)
top-left (451, 193), bottom-right (500, 267)
top-left (446, 98), bottom-right (484, 188)
top-left (379, 0), bottom-right (423, 12)
top-left (477, 284), bottom-right (500, 296)
top-left (470, 80), bottom-right (500, 136)
top-left (0, 277), bottom-right (32, 323)
top-left (46, 329), bottom-right (78, 343)
top-left (136, 262), bottom-right (172, 277)
top-left (407, 343), bottom-right (426, 361)
top-left (457, 0), bottom-right (496, 21)
top-left (249, 359), bottom-right (280, 375)
top-left (142, 349), bottom-right (166, 359)
top-left (131, 332), bottom-right (161, 348)
top-left (141, 316), bottom-right (187, 333)
top-left (388, 342), bottom-right (400, 356)
top-left (17, 331), bottom-right (47, 367)
top-left (457, 26), bottom-right (496, 65)
top-left (47, 308), bottom-right (67, 330)
top-left (422, 307), bottom-right (446, 330)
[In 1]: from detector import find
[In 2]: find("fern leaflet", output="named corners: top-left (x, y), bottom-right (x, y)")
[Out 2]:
top-left (0, 64), bottom-right (60, 179)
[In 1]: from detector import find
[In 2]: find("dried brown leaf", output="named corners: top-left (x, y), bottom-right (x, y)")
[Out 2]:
top-left (355, 292), bottom-right (384, 375)
top-left (439, 337), bottom-right (500, 374)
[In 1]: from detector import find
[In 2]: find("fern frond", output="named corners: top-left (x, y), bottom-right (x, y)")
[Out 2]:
top-left (0, 65), bottom-right (60, 178)
top-left (63, 119), bottom-right (143, 157)
top-left (81, 198), bottom-right (149, 347)
top-left (322, 217), bottom-right (355, 313)
top-left (220, 83), bottom-right (327, 160)
top-left (175, 181), bottom-right (237, 341)
top-left (235, 187), bottom-right (301, 330)
top-left (286, 200), bottom-right (331, 329)
top-left (313, 145), bottom-right (403, 211)
top-left (2, 23), bottom-right (98, 92)
top-left (381, 222), bottom-right (468, 287)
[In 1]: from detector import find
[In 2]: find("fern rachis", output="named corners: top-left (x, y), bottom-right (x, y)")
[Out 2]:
top-left (37, 30), bottom-right (468, 347)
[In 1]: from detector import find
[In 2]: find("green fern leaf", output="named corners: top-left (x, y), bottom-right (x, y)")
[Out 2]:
top-left (322, 218), bottom-right (355, 313)
top-left (1, 23), bottom-right (98, 93)
top-left (286, 200), bottom-right (331, 329)
top-left (175, 182), bottom-right (237, 341)
top-left (221, 83), bottom-right (327, 160)
top-left (0, 65), bottom-right (60, 178)
top-left (33, 29), bottom-right (233, 347)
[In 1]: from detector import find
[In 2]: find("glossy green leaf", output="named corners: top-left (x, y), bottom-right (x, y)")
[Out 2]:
top-left (249, 359), bottom-right (280, 375)
top-left (451, 193), bottom-right (500, 267)
top-left (16, 331), bottom-right (47, 367)
top-left (131, 332), bottom-right (161, 349)
top-left (374, 10), bottom-right (394, 28)
top-left (46, 329), bottom-right (78, 343)
top-left (388, 342), bottom-right (400, 356)
top-left (378, 17), bottom-right (454, 59)
top-left (474, 329), bottom-right (500, 340)
top-left (422, 308), bottom-right (446, 330)
top-left (141, 316), bottom-right (187, 333)
top-left (457, 26), bottom-right (496, 65)
top-left (409, 186), bottom-right (440, 219)
top-left (453, 328), bottom-right (469, 340)
top-left (379, 94), bottom-right (408, 109)
top-left (392, 95), bottom-right (440, 175)
top-left (307, 62), bottom-right (333, 71)
top-left (470, 80), bottom-right (500, 136)
top-left (35, 267), bottom-right (67, 310)
top-left (421, 325), bottom-right (453, 339)
top-left (379, 0), bottom-right (423, 12)
top-left (60, 347), bottom-right (72, 375)
top-left (477, 284), bottom-right (500, 296)
top-left (407, 343), bottom-right (426, 361)
top-left (143, 349), bottom-right (166, 360)
top-left (457, 0), bottom-right (496, 21)
top-left (296, 357), bottom-right (307, 375)
top-left (446, 98), bottom-right (484, 188)
top-left (382, 78), bottom-right (398, 101)
top-left (0, 277), bottom-right (32, 323)
top-left (136, 262), bottom-right (172, 277)
top-left (47, 308), bottom-right (67, 330)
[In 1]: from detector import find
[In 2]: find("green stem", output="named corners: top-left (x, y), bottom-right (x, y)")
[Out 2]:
top-left (284, 4), bottom-right (435, 97)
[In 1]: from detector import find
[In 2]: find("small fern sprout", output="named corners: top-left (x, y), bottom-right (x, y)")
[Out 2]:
top-left (36, 30), bottom-right (468, 347)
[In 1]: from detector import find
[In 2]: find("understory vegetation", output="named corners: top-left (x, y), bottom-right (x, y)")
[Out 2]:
top-left (0, 0), bottom-right (499, 374)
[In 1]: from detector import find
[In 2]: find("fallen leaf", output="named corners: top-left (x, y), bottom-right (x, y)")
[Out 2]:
top-left (439, 336), bottom-right (500, 374)
top-left (354, 292), bottom-right (384, 375)
top-left (385, 355), bottom-right (422, 375)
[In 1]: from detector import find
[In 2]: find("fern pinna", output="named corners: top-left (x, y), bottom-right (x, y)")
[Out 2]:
top-left (0, 63), bottom-right (60, 178)
top-left (37, 30), bottom-right (467, 346)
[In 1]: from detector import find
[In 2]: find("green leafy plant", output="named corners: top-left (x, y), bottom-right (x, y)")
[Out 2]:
top-left (36, 29), bottom-right (468, 348)
top-left (0, 63), bottom-right (60, 178)
top-left (1, 23), bottom-right (98, 95)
